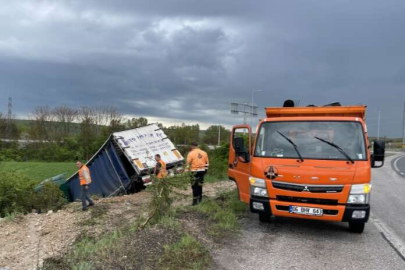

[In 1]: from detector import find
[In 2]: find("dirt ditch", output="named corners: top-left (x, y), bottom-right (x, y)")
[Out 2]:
top-left (0, 181), bottom-right (235, 270)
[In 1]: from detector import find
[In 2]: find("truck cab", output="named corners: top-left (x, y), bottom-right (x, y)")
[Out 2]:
top-left (228, 104), bottom-right (385, 233)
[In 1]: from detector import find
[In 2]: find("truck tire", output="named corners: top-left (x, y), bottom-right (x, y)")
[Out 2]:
top-left (349, 222), bottom-right (365, 233)
top-left (259, 213), bottom-right (271, 223)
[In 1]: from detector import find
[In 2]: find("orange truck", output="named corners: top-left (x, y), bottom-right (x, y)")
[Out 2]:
top-left (228, 103), bottom-right (385, 233)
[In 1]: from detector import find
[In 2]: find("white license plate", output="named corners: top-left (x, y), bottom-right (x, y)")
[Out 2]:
top-left (289, 206), bottom-right (323, 216)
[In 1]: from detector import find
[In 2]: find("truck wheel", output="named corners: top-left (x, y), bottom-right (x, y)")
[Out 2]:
top-left (259, 213), bottom-right (271, 223)
top-left (349, 222), bottom-right (365, 233)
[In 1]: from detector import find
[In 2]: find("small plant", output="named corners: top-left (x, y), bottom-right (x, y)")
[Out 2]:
top-left (138, 172), bottom-right (191, 229)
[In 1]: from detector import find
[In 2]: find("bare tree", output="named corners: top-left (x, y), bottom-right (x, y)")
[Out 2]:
top-left (105, 106), bottom-right (123, 132)
top-left (30, 106), bottom-right (53, 141)
top-left (52, 105), bottom-right (78, 138)
top-left (78, 107), bottom-right (97, 159)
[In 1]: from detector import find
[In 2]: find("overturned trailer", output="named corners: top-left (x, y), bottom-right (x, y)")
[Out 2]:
top-left (66, 124), bottom-right (184, 201)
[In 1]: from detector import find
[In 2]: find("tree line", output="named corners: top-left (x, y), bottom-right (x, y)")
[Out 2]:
top-left (0, 105), bottom-right (230, 162)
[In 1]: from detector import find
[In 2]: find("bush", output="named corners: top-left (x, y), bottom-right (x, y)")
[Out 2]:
top-left (0, 171), bottom-right (35, 217)
top-left (31, 182), bottom-right (67, 213)
top-left (206, 143), bottom-right (229, 179)
top-left (0, 171), bottom-right (66, 217)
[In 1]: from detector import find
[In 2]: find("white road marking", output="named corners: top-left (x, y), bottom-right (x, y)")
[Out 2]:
top-left (371, 214), bottom-right (405, 261)
top-left (393, 155), bottom-right (405, 174)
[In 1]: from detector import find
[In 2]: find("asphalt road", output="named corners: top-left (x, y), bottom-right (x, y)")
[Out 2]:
top-left (213, 153), bottom-right (405, 270)
top-left (392, 155), bottom-right (405, 178)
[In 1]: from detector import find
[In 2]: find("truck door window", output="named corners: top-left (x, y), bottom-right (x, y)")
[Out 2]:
top-left (233, 128), bottom-right (250, 161)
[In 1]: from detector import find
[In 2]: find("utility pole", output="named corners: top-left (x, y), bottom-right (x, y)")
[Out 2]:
top-left (5, 97), bottom-right (12, 139)
top-left (377, 110), bottom-right (380, 140)
top-left (218, 125), bottom-right (221, 146)
top-left (402, 102), bottom-right (405, 149)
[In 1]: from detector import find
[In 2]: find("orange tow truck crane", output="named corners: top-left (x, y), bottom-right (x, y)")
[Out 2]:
top-left (228, 102), bottom-right (385, 233)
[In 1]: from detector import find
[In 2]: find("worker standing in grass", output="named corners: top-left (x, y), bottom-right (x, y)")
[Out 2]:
top-left (154, 154), bottom-right (168, 179)
top-left (187, 142), bottom-right (209, 205)
top-left (76, 161), bottom-right (94, 211)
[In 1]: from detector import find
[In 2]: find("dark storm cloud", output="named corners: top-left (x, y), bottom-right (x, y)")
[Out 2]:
top-left (0, 0), bottom-right (404, 136)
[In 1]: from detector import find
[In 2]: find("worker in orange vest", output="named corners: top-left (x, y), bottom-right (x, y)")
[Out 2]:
top-left (187, 142), bottom-right (209, 205)
top-left (154, 154), bottom-right (168, 179)
top-left (76, 161), bottom-right (94, 211)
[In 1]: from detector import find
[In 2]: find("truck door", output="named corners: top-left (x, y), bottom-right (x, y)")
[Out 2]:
top-left (228, 125), bottom-right (251, 203)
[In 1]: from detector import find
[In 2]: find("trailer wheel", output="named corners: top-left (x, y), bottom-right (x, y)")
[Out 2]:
top-left (259, 213), bottom-right (271, 223)
top-left (349, 222), bottom-right (365, 233)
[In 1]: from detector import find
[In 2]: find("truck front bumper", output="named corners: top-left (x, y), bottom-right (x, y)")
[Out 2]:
top-left (250, 197), bottom-right (370, 223)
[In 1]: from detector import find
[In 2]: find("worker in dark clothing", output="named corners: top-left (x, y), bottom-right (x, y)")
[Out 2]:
top-left (187, 142), bottom-right (209, 205)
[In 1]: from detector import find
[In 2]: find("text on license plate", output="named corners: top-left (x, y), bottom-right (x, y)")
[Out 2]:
top-left (289, 206), bottom-right (323, 216)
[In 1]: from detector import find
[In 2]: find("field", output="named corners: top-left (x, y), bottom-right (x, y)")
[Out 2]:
top-left (0, 161), bottom-right (226, 184)
top-left (0, 161), bottom-right (77, 182)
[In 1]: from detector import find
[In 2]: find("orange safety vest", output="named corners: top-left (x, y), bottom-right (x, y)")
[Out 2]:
top-left (187, 148), bottom-right (209, 171)
top-left (156, 160), bottom-right (168, 179)
top-left (79, 165), bottom-right (92, 186)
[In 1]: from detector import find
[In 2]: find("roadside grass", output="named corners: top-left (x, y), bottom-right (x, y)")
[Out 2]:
top-left (191, 190), bottom-right (248, 238)
top-left (42, 188), bottom-right (247, 270)
top-left (159, 234), bottom-right (210, 270)
top-left (0, 161), bottom-right (76, 182)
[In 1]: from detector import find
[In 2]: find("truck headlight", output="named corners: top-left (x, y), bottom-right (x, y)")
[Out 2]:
top-left (253, 187), bottom-right (268, 197)
top-left (249, 177), bottom-right (268, 197)
top-left (249, 177), bottom-right (266, 187)
top-left (347, 184), bottom-right (371, 204)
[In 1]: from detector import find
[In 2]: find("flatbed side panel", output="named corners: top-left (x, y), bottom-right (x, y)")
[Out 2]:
top-left (265, 106), bottom-right (366, 119)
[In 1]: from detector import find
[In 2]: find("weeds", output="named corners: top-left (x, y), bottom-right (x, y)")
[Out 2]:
top-left (78, 204), bottom-right (109, 226)
top-left (159, 234), bottom-right (210, 270)
top-left (193, 190), bottom-right (248, 237)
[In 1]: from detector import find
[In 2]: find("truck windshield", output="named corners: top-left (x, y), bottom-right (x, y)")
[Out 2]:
top-left (255, 121), bottom-right (366, 161)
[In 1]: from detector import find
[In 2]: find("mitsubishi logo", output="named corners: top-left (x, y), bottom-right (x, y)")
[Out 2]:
top-left (303, 186), bottom-right (310, 192)
top-left (265, 166), bottom-right (279, 180)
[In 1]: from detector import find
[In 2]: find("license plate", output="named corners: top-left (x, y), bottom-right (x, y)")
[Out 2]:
top-left (289, 206), bottom-right (323, 216)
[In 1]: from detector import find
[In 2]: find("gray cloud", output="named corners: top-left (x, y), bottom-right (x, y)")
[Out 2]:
top-left (0, 0), bottom-right (404, 136)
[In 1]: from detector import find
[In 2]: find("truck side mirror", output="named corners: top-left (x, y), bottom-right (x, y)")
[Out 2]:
top-left (371, 140), bottom-right (385, 168)
top-left (234, 137), bottom-right (250, 163)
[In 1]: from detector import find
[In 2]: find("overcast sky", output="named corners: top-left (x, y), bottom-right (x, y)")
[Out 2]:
top-left (0, 0), bottom-right (404, 137)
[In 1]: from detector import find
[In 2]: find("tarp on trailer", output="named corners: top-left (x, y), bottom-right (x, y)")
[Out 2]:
top-left (66, 124), bottom-right (184, 201)
top-left (66, 138), bottom-right (132, 201)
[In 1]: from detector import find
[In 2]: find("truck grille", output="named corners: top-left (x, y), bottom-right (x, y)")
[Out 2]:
top-left (276, 196), bottom-right (338, 205)
top-left (272, 181), bottom-right (343, 193)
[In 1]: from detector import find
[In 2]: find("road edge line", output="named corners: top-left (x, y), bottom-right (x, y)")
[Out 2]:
top-left (371, 214), bottom-right (405, 262)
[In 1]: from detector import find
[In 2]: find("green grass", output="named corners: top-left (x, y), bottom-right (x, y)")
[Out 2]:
top-left (193, 190), bottom-right (248, 237)
top-left (159, 234), bottom-right (210, 270)
top-left (0, 161), bottom-right (77, 182)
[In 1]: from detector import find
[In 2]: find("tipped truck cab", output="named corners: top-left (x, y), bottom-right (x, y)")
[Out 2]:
top-left (228, 104), bottom-right (385, 233)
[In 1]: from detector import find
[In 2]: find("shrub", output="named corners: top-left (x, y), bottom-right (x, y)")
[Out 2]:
top-left (30, 182), bottom-right (67, 213)
top-left (0, 171), bottom-right (35, 217)
top-left (0, 171), bottom-right (67, 217)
